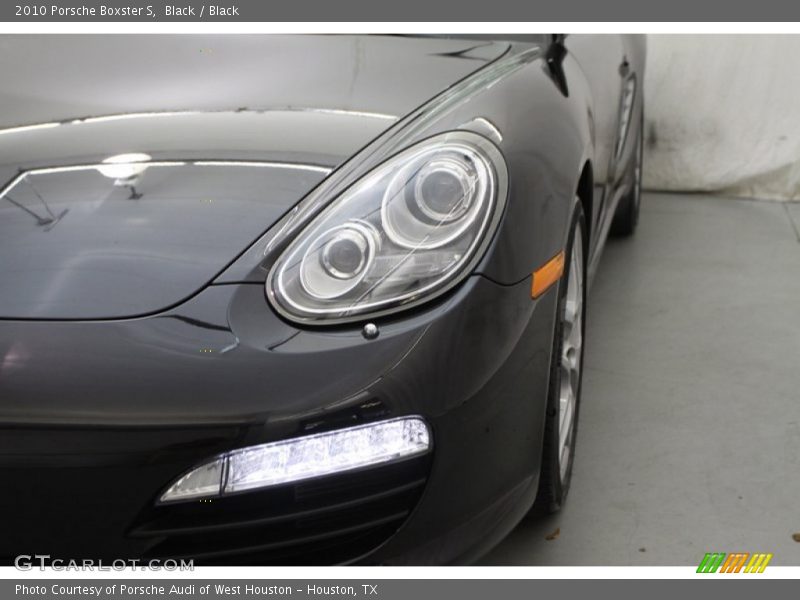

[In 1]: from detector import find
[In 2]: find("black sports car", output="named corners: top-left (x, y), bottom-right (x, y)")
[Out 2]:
top-left (0, 34), bottom-right (645, 565)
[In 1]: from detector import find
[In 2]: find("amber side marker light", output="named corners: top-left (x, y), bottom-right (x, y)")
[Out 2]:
top-left (531, 250), bottom-right (565, 299)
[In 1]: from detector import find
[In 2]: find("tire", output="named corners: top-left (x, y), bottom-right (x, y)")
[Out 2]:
top-left (610, 115), bottom-right (643, 237)
top-left (532, 202), bottom-right (587, 514)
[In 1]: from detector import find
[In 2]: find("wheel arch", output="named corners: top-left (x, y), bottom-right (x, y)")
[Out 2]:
top-left (576, 160), bottom-right (594, 247)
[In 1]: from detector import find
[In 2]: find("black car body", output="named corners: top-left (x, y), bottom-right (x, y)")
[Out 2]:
top-left (0, 34), bottom-right (645, 565)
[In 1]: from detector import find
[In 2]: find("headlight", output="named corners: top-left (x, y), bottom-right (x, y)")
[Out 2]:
top-left (159, 417), bottom-right (431, 503)
top-left (267, 131), bottom-right (507, 323)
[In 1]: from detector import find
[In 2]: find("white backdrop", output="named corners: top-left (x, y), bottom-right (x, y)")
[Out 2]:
top-left (644, 35), bottom-right (800, 201)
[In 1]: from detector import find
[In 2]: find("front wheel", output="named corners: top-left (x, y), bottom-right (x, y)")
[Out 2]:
top-left (533, 202), bottom-right (586, 513)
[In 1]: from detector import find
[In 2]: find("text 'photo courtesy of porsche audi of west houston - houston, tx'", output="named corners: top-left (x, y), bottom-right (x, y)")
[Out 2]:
top-left (0, 34), bottom-right (645, 565)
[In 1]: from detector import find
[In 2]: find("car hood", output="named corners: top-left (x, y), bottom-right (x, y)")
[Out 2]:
top-left (0, 35), bottom-right (508, 319)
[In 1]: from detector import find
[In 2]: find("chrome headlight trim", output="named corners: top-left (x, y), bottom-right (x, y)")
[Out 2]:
top-left (266, 131), bottom-right (508, 324)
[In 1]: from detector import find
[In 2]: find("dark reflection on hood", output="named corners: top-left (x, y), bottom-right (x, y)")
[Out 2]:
top-left (0, 108), bottom-right (396, 183)
top-left (0, 161), bottom-right (330, 320)
top-left (0, 107), bottom-right (399, 138)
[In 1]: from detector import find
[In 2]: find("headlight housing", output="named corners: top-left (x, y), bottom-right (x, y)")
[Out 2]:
top-left (267, 131), bottom-right (507, 323)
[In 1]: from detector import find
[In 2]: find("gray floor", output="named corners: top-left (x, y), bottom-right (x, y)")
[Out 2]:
top-left (480, 192), bottom-right (800, 566)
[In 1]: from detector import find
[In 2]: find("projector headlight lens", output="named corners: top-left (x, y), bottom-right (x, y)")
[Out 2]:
top-left (300, 222), bottom-right (379, 300)
top-left (267, 131), bottom-right (507, 324)
top-left (159, 417), bottom-right (431, 503)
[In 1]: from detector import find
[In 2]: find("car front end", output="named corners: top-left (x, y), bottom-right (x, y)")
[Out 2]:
top-left (0, 34), bottom-right (594, 565)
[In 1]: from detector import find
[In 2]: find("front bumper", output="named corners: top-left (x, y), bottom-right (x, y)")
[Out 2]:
top-left (0, 273), bottom-right (557, 565)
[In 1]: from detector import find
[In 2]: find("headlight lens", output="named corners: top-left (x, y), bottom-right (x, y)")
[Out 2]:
top-left (267, 131), bottom-right (507, 323)
top-left (159, 417), bottom-right (430, 503)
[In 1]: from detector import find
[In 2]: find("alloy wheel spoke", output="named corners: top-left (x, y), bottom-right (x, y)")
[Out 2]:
top-left (557, 214), bottom-right (584, 483)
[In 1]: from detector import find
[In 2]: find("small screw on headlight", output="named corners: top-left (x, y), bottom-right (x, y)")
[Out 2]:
top-left (362, 323), bottom-right (379, 340)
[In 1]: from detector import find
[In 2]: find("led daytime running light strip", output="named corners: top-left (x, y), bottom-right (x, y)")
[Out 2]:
top-left (160, 416), bottom-right (431, 503)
